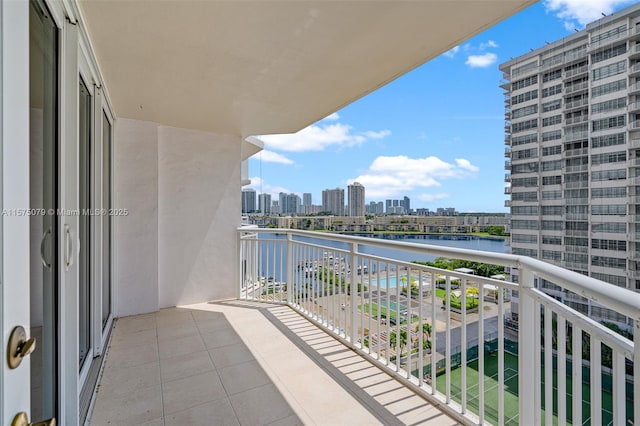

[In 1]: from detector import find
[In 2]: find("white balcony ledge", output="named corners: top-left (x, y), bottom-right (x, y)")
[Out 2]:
top-left (89, 301), bottom-right (457, 425)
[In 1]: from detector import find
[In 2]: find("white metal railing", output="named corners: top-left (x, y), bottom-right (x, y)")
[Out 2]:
top-left (565, 115), bottom-right (588, 125)
top-left (564, 65), bottom-right (588, 78)
top-left (565, 81), bottom-right (589, 94)
top-left (238, 228), bottom-right (639, 426)
top-left (565, 98), bottom-right (587, 109)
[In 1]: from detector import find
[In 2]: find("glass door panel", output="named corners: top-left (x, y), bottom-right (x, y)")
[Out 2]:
top-left (29, 0), bottom-right (59, 421)
top-left (102, 113), bottom-right (112, 328)
top-left (78, 79), bottom-right (91, 369)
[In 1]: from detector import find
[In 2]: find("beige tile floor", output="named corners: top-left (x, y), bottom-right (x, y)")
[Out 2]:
top-left (89, 301), bottom-right (459, 426)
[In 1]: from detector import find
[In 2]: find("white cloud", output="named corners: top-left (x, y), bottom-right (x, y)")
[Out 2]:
top-left (260, 122), bottom-right (391, 153)
top-left (247, 177), bottom-right (291, 197)
top-left (324, 112), bottom-right (340, 121)
top-left (465, 53), bottom-right (498, 68)
top-left (417, 193), bottom-right (450, 202)
top-left (443, 45), bottom-right (460, 58)
top-left (362, 130), bottom-right (392, 139)
top-left (348, 155), bottom-right (479, 198)
top-left (543, 0), bottom-right (635, 29)
top-left (479, 40), bottom-right (499, 50)
top-left (258, 150), bottom-right (294, 164)
top-left (455, 158), bottom-right (480, 172)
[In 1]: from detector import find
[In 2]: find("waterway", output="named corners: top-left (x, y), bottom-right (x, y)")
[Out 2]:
top-left (256, 232), bottom-right (509, 281)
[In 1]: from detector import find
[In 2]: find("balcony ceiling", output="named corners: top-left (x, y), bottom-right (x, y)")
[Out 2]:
top-left (78, 1), bottom-right (534, 137)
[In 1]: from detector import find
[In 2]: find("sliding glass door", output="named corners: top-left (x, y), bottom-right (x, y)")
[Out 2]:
top-left (29, 0), bottom-right (59, 422)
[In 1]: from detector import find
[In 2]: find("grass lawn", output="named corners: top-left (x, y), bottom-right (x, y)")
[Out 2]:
top-left (359, 302), bottom-right (418, 325)
top-left (432, 288), bottom-right (479, 310)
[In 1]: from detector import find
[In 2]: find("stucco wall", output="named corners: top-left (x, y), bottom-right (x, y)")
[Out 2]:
top-left (115, 118), bottom-right (159, 316)
top-left (115, 119), bottom-right (242, 316)
top-left (158, 126), bottom-right (241, 307)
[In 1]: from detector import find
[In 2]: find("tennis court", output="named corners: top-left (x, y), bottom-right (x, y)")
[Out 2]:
top-left (427, 351), bottom-right (633, 425)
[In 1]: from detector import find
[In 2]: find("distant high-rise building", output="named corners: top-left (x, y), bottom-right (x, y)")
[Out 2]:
top-left (367, 201), bottom-right (384, 215)
top-left (402, 196), bottom-right (411, 214)
top-left (385, 198), bottom-right (408, 214)
top-left (436, 207), bottom-right (456, 216)
top-left (322, 188), bottom-right (345, 215)
top-left (242, 189), bottom-right (256, 213)
top-left (279, 193), bottom-right (301, 215)
top-left (258, 193), bottom-right (271, 214)
top-left (303, 193), bottom-right (312, 206)
top-left (347, 182), bottom-right (365, 216)
top-left (501, 4), bottom-right (640, 329)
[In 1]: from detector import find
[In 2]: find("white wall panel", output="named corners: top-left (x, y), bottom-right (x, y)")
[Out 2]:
top-left (114, 118), bottom-right (158, 316)
top-left (158, 125), bottom-right (241, 308)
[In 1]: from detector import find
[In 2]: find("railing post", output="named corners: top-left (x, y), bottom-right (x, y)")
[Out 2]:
top-left (350, 241), bottom-right (357, 349)
top-left (287, 233), bottom-right (293, 306)
top-left (518, 266), bottom-right (536, 423)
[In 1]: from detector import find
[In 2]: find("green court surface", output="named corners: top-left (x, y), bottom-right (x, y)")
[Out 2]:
top-left (420, 351), bottom-right (633, 425)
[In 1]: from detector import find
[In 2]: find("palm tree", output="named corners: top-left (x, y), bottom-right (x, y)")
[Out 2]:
top-left (414, 322), bottom-right (432, 352)
top-left (389, 329), bottom-right (408, 357)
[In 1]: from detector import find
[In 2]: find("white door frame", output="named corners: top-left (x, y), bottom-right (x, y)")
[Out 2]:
top-left (59, 17), bottom-right (80, 426)
top-left (1, 0), bottom-right (31, 424)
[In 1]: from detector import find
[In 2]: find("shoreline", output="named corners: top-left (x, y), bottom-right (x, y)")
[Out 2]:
top-left (334, 231), bottom-right (509, 241)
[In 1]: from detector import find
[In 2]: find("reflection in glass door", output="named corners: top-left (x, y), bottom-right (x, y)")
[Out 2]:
top-left (79, 79), bottom-right (92, 370)
top-left (102, 113), bottom-right (112, 328)
top-left (29, 0), bottom-right (58, 421)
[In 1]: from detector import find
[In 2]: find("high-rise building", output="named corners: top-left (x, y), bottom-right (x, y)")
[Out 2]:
top-left (303, 193), bottom-right (312, 206)
top-left (279, 192), bottom-right (301, 215)
top-left (402, 196), bottom-right (411, 214)
top-left (501, 4), bottom-right (640, 329)
top-left (242, 189), bottom-right (256, 213)
top-left (322, 188), bottom-right (345, 215)
top-left (385, 198), bottom-right (409, 214)
top-left (367, 201), bottom-right (384, 215)
top-left (347, 182), bottom-right (366, 216)
top-left (258, 193), bottom-right (271, 214)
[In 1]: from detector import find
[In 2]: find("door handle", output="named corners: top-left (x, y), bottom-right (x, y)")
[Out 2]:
top-left (64, 224), bottom-right (73, 270)
top-left (12, 412), bottom-right (56, 426)
top-left (7, 326), bottom-right (36, 369)
top-left (40, 228), bottom-right (51, 268)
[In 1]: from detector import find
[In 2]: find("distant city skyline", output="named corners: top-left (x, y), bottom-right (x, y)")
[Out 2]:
top-left (243, 186), bottom-right (459, 216)
top-left (247, 0), bottom-right (639, 212)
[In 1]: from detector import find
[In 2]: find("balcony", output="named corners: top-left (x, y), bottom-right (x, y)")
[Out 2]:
top-left (564, 115), bottom-right (588, 125)
top-left (564, 98), bottom-right (588, 110)
top-left (564, 81), bottom-right (588, 95)
top-left (630, 43), bottom-right (640, 59)
top-left (90, 302), bottom-right (455, 425)
top-left (630, 63), bottom-right (640, 77)
top-left (89, 229), bottom-right (640, 426)
top-left (563, 65), bottom-right (588, 79)
top-left (629, 82), bottom-right (640, 95)
top-left (233, 230), bottom-right (637, 425)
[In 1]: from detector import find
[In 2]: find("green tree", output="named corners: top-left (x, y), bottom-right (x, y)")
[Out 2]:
top-left (389, 329), bottom-right (408, 356)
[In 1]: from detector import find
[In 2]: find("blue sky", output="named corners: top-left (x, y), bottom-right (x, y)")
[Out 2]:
top-left (248, 0), bottom-right (638, 213)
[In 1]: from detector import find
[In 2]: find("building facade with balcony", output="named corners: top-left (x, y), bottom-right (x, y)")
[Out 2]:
top-left (501, 2), bottom-right (640, 330)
